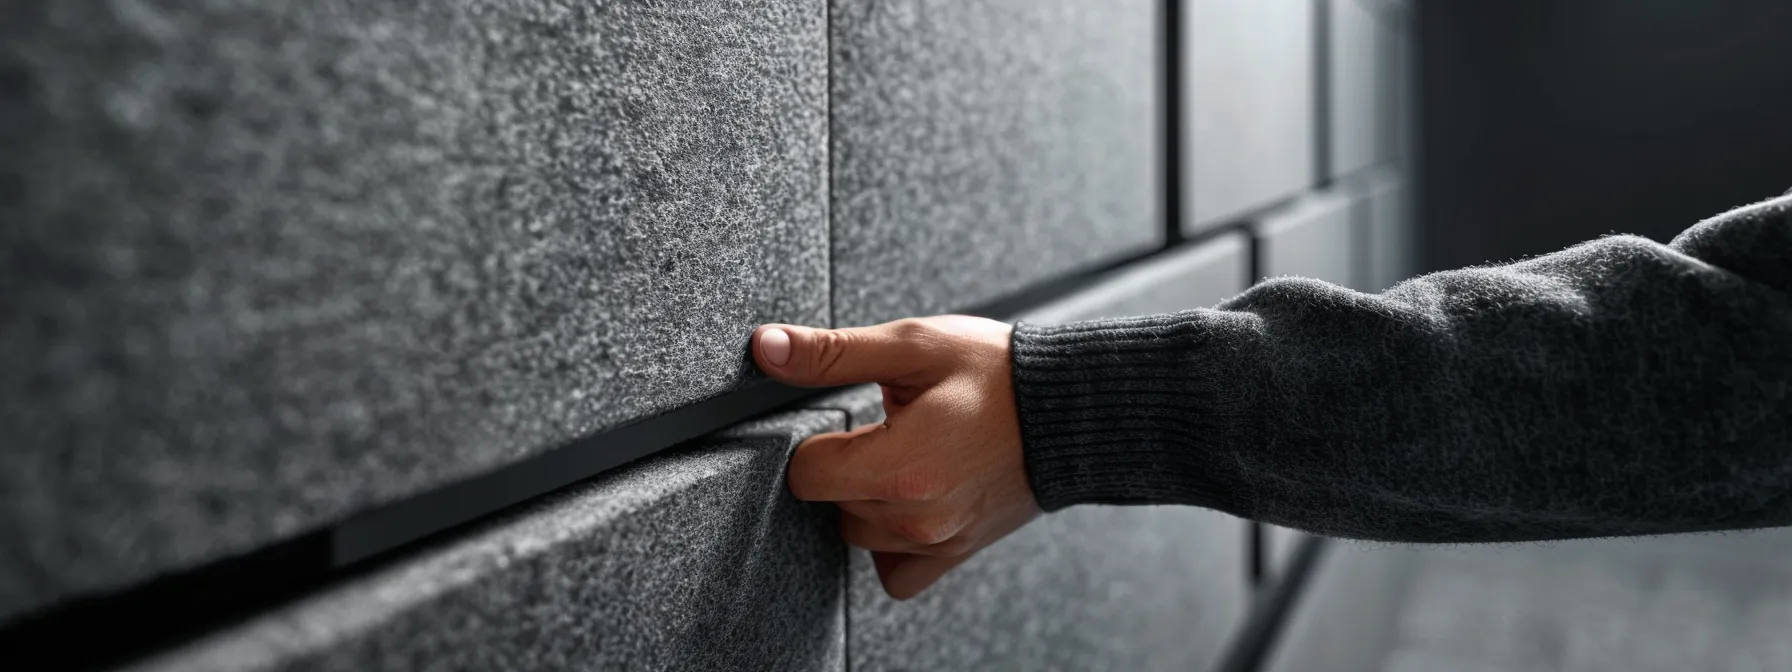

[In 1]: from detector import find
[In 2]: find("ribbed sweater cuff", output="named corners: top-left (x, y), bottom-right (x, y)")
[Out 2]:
top-left (1009, 315), bottom-right (1260, 515)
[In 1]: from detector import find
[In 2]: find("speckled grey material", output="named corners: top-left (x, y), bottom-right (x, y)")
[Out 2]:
top-left (0, 0), bottom-right (827, 622)
top-left (849, 506), bottom-right (1247, 672)
top-left (1184, 0), bottom-right (1317, 230)
top-left (830, 0), bottom-right (1163, 326)
top-left (125, 411), bottom-right (847, 672)
top-left (844, 234), bottom-right (1253, 671)
top-left (1330, 0), bottom-right (1395, 179)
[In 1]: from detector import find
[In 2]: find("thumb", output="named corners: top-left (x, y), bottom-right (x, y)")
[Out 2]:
top-left (753, 322), bottom-right (932, 388)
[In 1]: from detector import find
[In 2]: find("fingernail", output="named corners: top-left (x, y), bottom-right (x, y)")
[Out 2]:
top-left (760, 328), bottom-right (792, 367)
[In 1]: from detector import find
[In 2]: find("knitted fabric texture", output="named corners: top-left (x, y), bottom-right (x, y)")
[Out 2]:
top-left (1012, 192), bottom-right (1792, 543)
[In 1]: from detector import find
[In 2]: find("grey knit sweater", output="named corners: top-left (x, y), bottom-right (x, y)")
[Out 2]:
top-left (1011, 192), bottom-right (1792, 543)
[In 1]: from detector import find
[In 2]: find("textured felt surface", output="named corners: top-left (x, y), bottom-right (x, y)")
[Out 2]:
top-left (830, 0), bottom-right (1164, 326)
top-left (1330, 0), bottom-right (1395, 179)
top-left (125, 411), bottom-right (847, 672)
top-left (1184, 0), bottom-right (1316, 230)
top-left (840, 233), bottom-right (1254, 671)
top-left (0, 0), bottom-right (827, 622)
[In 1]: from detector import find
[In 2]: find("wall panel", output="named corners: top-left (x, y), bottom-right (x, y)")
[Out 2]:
top-left (830, 0), bottom-right (1163, 326)
top-left (1184, 0), bottom-right (1316, 231)
top-left (127, 413), bottom-right (848, 672)
top-left (0, 0), bottom-right (829, 623)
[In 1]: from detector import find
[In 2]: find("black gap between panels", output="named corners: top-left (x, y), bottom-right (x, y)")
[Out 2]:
top-left (0, 380), bottom-right (817, 671)
top-left (1161, 0), bottom-right (1186, 247)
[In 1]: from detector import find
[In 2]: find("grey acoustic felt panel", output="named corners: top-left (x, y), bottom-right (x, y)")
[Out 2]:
top-left (1330, 0), bottom-right (1395, 179)
top-left (830, 0), bottom-right (1163, 326)
top-left (1360, 170), bottom-right (1413, 291)
top-left (125, 412), bottom-right (847, 672)
top-left (0, 0), bottom-right (827, 622)
top-left (837, 234), bottom-right (1254, 671)
top-left (1184, 0), bottom-right (1316, 231)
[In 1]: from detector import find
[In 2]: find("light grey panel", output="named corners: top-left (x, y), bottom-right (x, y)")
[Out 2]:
top-left (1384, 532), bottom-right (1792, 672)
top-left (843, 234), bottom-right (1254, 671)
top-left (1361, 170), bottom-right (1412, 291)
top-left (1268, 524), bottom-right (1311, 583)
top-left (1264, 543), bottom-right (1420, 672)
top-left (126, 412), bottom-right (848, 672)
top-left (831, 0), bottom-right (1163, 326)
top-left (1330, 0), bottom-right (1392, 179)
top-left (1271, 530), bottom-right (1792, 672)
top-left (1022, 231), bottom-right (1252, 325)
top-left (0, 0), bottom-right (827, 622)
top-left (1257, 191), bottom-right (1358, 286)
top-left (1185, 0), bottom-right (1317, 230)
top-left (1384, 6), bottom-right (1413, 164)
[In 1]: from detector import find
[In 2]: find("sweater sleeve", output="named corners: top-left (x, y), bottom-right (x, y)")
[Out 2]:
top-left (1010, 193), bottom-right (1792, 543)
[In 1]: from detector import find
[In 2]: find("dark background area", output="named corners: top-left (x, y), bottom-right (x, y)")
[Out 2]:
top-left (1417, 0), bottom-right (1792, 273)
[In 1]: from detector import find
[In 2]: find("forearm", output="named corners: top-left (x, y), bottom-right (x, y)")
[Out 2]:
top-left (1012, 194), bottom-right (1792, 543)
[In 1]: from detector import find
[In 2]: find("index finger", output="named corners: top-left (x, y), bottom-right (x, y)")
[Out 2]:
top-left (786, 422), bottom-right (898, 502)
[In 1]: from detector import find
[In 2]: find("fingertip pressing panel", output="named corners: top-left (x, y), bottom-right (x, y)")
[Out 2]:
top-left (1184, 0), bottom-right (1317, 231)
top-left (830, 0), bottom-right (1164, 326)
top-left (0, 0), bottom-right (828, 623)
top-left (126, 412), bottom-right (848, 672)
top-left (848, 235), bottom-right (1254, 671)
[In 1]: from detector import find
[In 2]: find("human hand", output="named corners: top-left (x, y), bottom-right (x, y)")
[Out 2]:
top-left (752, 316), bottom-right (1040, 600)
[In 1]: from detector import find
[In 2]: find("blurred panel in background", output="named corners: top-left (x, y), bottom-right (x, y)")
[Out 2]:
top-left (1417, 0), bottom-right (1792, 273)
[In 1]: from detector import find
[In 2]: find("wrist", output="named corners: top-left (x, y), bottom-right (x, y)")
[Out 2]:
top-left (1006, 315), bottom-right (1263, 517)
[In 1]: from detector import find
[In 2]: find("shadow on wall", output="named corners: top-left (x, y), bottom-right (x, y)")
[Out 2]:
top-left (1417, 0), bottom-right (1792, 273)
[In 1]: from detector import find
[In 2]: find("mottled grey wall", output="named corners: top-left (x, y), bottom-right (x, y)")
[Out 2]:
top-left (0, 0), bottom-right (828, 622)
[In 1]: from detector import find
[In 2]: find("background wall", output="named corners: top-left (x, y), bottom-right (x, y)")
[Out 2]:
top-left (1417, 0), bottom-right (1792, 272)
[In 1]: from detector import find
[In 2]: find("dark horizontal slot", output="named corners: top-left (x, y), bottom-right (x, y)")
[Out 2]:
top-left (332, 378), bottom-right (817, 564)
top-left (0, 378), bottom-right (822, 670)
top-left (0, 530), bottom-right (332, 671)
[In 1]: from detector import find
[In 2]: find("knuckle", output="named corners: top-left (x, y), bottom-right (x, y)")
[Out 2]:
top-left (934, 536), bottom-right (976, 557)
top-left (895, 516), bottom-right (955, 546)
top-left (889, 318), bottom-right (930, 340)
top-left (882, 463), bottom-right (949, 502)
top-left (809, 330), bottom-right (853, 377)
